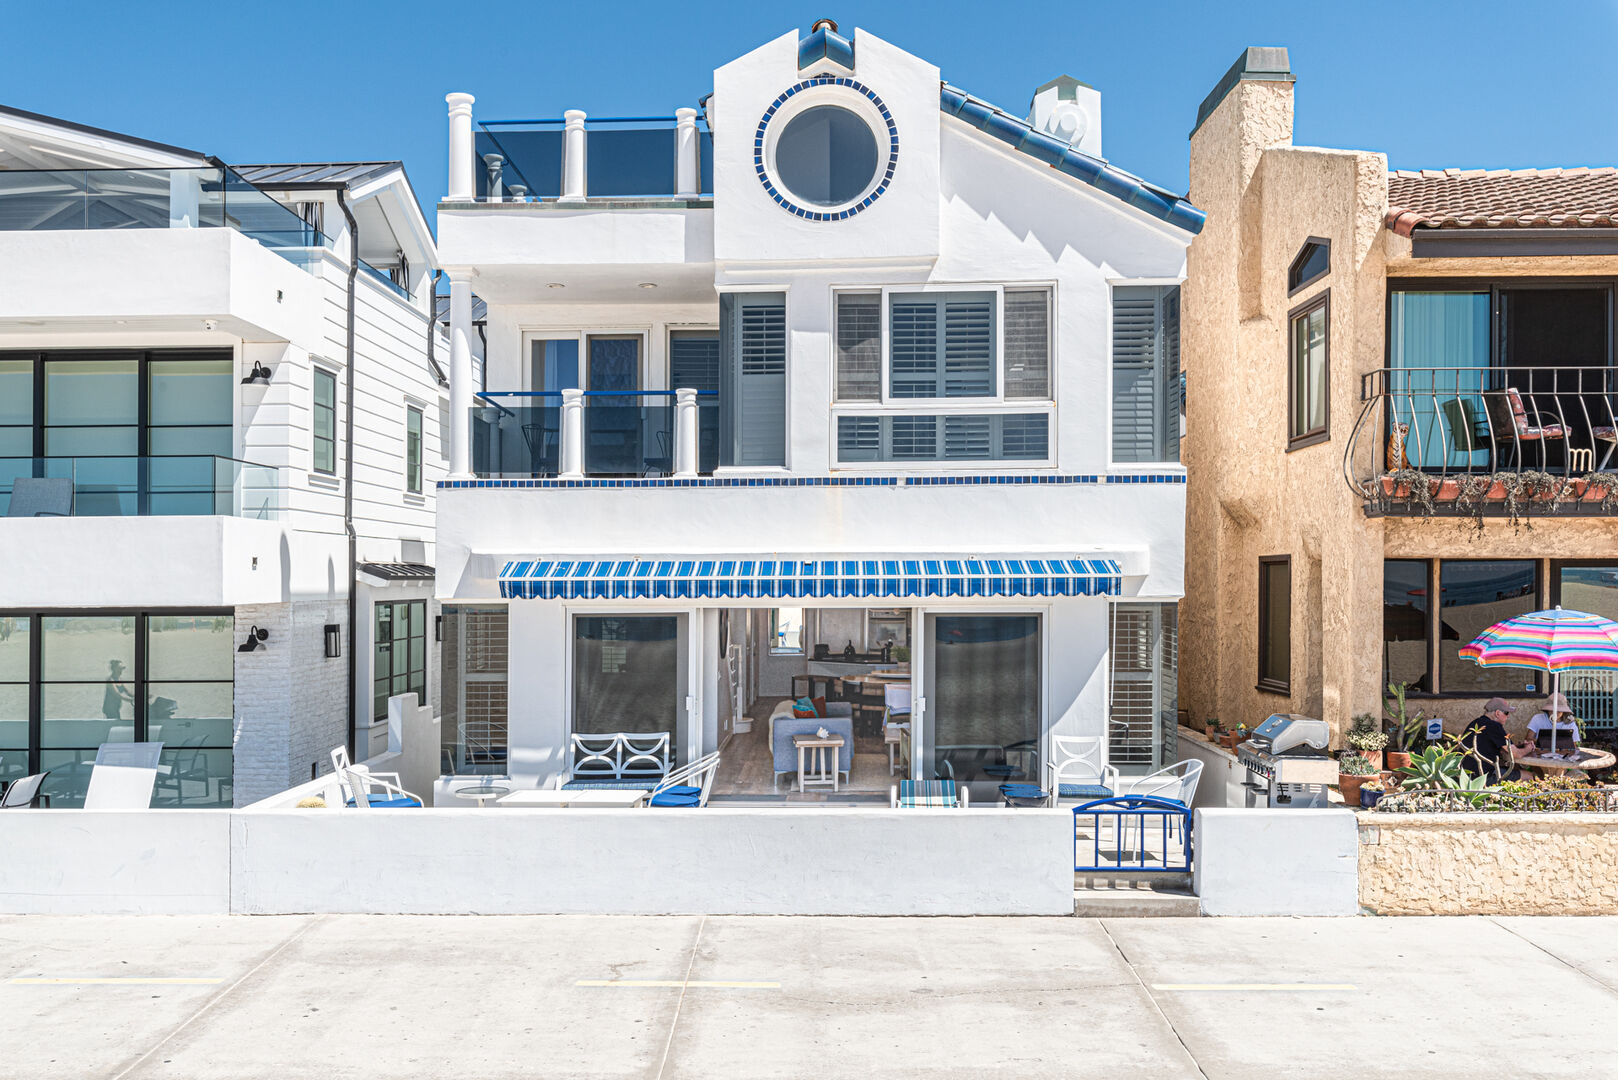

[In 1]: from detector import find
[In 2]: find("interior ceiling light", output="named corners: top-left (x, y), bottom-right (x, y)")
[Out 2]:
top-left (638, 282), bottom-right (658, 289)
top-left (547, 282), bottom-right (565, 289)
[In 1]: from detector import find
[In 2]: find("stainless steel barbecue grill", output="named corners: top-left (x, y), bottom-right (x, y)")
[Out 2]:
top-left (1238, 713), bottom-right (1335, 808)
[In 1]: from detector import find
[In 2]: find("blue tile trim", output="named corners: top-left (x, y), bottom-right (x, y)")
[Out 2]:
top-left (797, 25), bottom-right (855, 70)
top-left (939, 83), bottom-right (1205, 235)
top-left (438, 472), bottom-right (1186, 490)
top-left (755, 77), bottom-right (898, 221)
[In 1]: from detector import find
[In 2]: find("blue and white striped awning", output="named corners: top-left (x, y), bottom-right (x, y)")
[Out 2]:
top-left (499, 557), bottom-right (1122, 600)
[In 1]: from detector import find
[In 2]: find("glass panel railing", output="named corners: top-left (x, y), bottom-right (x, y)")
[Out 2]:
top-left (474, 117), bottom-right (713, 201)
top-left (0, 167), bottom-right (331, 269)
top-left (0, 456), bottom-right (280, 519)
top-left (471, 393), bottom-right (717, 478)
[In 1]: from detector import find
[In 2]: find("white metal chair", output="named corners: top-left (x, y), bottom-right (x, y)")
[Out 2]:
top-left (1, 772), bottom-right (47, 809)
top-left (646, 751), bottom-right (722, 807)
top-left (1047, 735), bottom-right (1120, 808)
top-left (330, 746), bottom-right (403, 805)
top-left (882, 683), bottom-right (912, 776)
top-left (340, 765), bottom-right (423, 808)
top-left (1130, 759), bottom-right (1203, 808)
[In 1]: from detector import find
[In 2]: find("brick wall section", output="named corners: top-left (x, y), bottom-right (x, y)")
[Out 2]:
top-left (1358, 813), bottom-right (1618, 915)
top-left (232, 600), bottom-right (349, 806)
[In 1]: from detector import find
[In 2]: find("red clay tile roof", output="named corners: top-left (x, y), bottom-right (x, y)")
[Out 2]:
top-left (1385, 167), bottom-right (1618, 236)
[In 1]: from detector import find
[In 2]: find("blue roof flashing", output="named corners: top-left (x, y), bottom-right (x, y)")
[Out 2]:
top-left (940, 82), bottom-right (1204, 235)
top-left (799, 26), bottom-right (855, 71)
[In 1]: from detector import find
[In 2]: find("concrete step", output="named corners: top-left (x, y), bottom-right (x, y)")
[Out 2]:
top-left (1073, 873), bottom-right (1200, 917)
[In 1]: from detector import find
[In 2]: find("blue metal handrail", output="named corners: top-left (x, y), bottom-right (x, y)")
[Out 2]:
top-left (1072, 795), bottom-right (1192, 874)
top-left (475, 389), bottom-right (718, 399)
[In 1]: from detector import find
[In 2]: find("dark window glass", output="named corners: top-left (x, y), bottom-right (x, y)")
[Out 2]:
top-left (1288, 240), bottom-right (1330, 293)
top-left (1258, 558), bottom-right (1291, 693)
top-left (572, 615), bottom-right (683, 758)
top-left (442, 605), bottom-right (509, 775)
top-left (375, 600), bottom-right (427, 722)
top-left (1383, 560), bottom-right (1431, 692)
top-left (927, 615), bottom-right (1040, 783)
top-left (1438, 560), bottom-right (1540, 695)
top-left (773, 105), bottom-right (878, 207)
top-left (406, 407), bottom-right (423, 493)
top-left (1289, 297), bottom-right (1328, 443)
top-left (313, 369), bottom-right (336, 474)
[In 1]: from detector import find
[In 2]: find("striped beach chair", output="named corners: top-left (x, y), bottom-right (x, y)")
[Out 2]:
top-left (890, 779), bottom-right (969, 808)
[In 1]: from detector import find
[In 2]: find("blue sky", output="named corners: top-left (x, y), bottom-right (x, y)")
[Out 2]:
top-left (6, 0), bottom-right (1616, 228)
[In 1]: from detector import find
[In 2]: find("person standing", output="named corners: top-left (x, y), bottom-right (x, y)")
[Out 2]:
top-left (1460, 697), bottom-right (1525, 782)
top-left (102, 659), bottom-right (132, 720)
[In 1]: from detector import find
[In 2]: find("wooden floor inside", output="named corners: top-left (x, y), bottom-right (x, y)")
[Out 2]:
top-left (710, 696), bottom-right (897, 805)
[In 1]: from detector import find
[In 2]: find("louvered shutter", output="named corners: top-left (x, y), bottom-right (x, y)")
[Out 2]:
top-left (1003, 289), bottom-right (1051, 399)
top-left (669, 331), bottom-right (720, 394)
top-left (1108, 602), bottom-right (1177, 774)
top-left (889, 292), bottom-right (996, 399)
top-left (1111, 285), bottom-right (1180, 462)
top-left (889, 298), bottom-right (938, 399)
top-left (943, 415), bottom-right (991, 459)
top-left (943, 295), bottom-right (994, 397)
top-left (718, 293), bottom-right (786, 467)
top-left (834, 293), bottom-right (881, 401)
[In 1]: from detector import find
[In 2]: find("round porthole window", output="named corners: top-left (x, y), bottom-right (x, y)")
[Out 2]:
top-left (773, 105), bottom-right (878, 207)
top-left (755, 77), bottom-right (899, 221)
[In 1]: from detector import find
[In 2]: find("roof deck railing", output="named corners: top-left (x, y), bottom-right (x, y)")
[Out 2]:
top-left (469, 113), bottom-right (713, 203)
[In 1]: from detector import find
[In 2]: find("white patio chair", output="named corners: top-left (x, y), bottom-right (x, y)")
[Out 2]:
top-left (330, 746), bottom-right (403, 804)
top-left (1, 772), bottom-right (47, 809)
top-left (1047, 735), bottom-right (1120, 808)
top-left (1130, 759), bottom-right (1203, 808)
top-left (646, 752), bottom-right (722, 807)
top-left (341, 765), bottom-right (423, 808)
top-left (883, 684), bottom-right (912, 776)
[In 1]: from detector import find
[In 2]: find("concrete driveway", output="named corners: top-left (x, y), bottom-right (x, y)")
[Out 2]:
top-left (0, 914), bottom-right (1611, 1079)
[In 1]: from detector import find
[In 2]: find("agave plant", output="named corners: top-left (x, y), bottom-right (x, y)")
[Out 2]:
top-left (1396, 745), bottom-right (1462, 788)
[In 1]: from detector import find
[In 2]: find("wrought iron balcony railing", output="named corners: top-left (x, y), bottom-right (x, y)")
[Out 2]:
top-left (1344, 365), bottom-right (1618, 517)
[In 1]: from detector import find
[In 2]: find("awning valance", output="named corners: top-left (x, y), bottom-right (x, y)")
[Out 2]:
top-left (499, 557), bottom-right (1122, 600)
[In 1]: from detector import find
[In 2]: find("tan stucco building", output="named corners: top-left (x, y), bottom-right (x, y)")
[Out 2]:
top-left (1181, 47), bottom-right (1618, 744)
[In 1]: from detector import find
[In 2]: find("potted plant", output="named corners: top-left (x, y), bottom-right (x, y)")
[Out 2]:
top-left (1394, 745), bottom-right (1462, 790)
top-left (1345, 712), bottom-right (1387, 771)
top-left (1583, 472), bottom-right (1618, 512)
top-left (1383, 681), bottom-right (1425, 771)
top-left (1337, 752), bottom-right (1378, 806)
top-left (1358, 776), bottom-right (1388, 808)
top-left (891, 645), bottom-right (910, 671)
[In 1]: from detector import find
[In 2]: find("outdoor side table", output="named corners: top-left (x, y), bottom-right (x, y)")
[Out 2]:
top-left (454, 784), bottom-right (509, 808)
top-left (793, 733), bottom-right (844, 793)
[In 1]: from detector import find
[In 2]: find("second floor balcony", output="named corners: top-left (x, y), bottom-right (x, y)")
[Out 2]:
top-left (0, 455), bottom-right (280, 519)
top-left (472, 391), bottom-right (718, 479)
top-left (1346, 365), bottom-right (1618, 519)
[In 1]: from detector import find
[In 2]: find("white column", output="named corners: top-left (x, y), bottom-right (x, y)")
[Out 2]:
top-left (674, 388), bottom-right (699, 477)
top-left (559, 110), bottom-right (587, 204)
top-left (446, 92), bottom-right (476, 200)
top-left (675, 107), bottom-right (699, 197)
top-left (560, 389), bottom-right (585, 477)
top-left (447, 271), bottom-right (475, 479)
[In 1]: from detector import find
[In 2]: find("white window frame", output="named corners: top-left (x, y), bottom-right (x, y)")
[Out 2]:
top-left (828, 282), bottom-right (1057, 471)
top-left (519, 328), bottom-right (653, 395)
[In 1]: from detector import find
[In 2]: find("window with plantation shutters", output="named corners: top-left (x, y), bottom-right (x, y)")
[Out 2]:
top-left (669, 330), bottom-right (720, 394)
top-left (718, 292), bottom-right (786, 467)
top-left (834, 293), bottom-right (880, 401)
top-left (1003, 289), bottom-right (1051, 399)
top-left (1111, 285), bottom-right (1181, 463)
top-left (1108, 602), bottom-right (1178, 774)
top-left (889, 292), bottom-right (996, 399)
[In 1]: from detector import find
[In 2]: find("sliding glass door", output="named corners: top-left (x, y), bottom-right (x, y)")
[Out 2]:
top-left (572, 615), bottom-right (687, 759)
top-left (923, 614), bottom-right (1041, 788)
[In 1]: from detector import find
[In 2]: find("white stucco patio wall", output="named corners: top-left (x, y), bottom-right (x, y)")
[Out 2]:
top-left (1194, 807), bottom-right (1359, 916)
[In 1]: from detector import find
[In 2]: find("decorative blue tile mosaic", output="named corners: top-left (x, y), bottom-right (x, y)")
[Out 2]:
top-left (438, 473), bottom-right (1185, 490)
top-left (755, 77), bottom-right (898, 221)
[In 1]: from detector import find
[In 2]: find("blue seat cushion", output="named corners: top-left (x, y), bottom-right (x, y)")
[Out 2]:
top-left (998, 783), bottom-right (1048, 800)
top-left (1058, 783), bottom-right (1114, 799)
top-left (658, 784), bottom-right (702, 797)
top-left (649, 791), bottom-right (701, 807)
top-left (346, 795), bottom-right (421, 808)
top-left (562, 778), bottom-right (662, 790)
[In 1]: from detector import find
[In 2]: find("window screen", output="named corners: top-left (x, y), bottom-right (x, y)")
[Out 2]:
top-left (1003, 289), bottom-right (1051, 399)
top-left (834, 293), bottom-right (881, 401)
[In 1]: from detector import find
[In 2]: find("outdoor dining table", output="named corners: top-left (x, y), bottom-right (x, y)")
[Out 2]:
top-left (496, 788), bottom-right (650, 808)
top-left (1514, 747), bottom-right (1616, 775)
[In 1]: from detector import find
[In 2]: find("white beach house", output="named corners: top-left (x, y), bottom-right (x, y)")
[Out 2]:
top-left (0, 107), bottom-right (447, 806)
top-left (434, 21), bottom-right (1200, 802)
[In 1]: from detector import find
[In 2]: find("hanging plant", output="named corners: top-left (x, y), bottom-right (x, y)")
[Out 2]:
top-left (1498, 470), bottom-right (1559, 529)
top-left (1381, 468), bottom-right (1436, 515)
top-left (1454, 473), bottom-right (1496, 533)
top-left (1584, 472), bottom-right (1618, 514)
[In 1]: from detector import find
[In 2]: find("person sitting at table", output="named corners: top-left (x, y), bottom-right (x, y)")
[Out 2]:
top-left (1527, 692), bottom-right (1581, 751)
top-left (1460, 697), bottom-right (1527, 783)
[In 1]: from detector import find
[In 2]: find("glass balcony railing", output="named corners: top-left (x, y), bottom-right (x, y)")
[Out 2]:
top-left (0, 166), bottom-right (331, 268)
top-left (474, 117), bottom-right (714, 200)
top-left (0, 456), bottom-right (281, 519)
top-left (472, 392), bottom-right (718, 478)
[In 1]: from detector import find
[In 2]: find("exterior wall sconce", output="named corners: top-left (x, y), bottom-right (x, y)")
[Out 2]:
top-left (434, 613), bottom-right (443, 642)
top-left (324, 623), bottom-right (341, 658)
top-left (237, 626), bottom-right (270, 653)
top-left (241, 361), bottom-right (273, 386)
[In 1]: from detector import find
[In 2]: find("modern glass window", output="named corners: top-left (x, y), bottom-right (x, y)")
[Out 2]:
top-left (3, 611), bottom-right (232, 807)
top-left (890, 292), bottom-right (996, 399)
top-left (1438, 560), bottom-right (1541, 695)
top-left (1288, 293), bottom-right (1329, 448)
top-left (1257, 557), bottom-right (1291, 694)
top-left (572, 615), bottom-right (685, 758)
top-left (770, 608), bottom-right (803, 654)
top-left (405, 407), bottom-right (423, 493)
top-left (0, 359), bottom-right (34, 457)
top-left (1383, 559), bottom-right (1432, 693)
top-left (772, 105), bottom-right (879, 208)
top-left (1003, 288), bottom-right (1051, 400)
top-left (374, 600), bottom-right (427, 723)
top-left (442, 605), bottom-right (507, 775)
top-left (1111, 285), bottom-right (1180, 463)
top-left (1554, 562), bottom-right (1618, 624)
top-left (529, 338), bottom-right (581, 394)
top-left (1109, 603), bottom-right (1178, 774)
top-left (834, 292), bottom-right (881, 402)
top-left (313, 368), bottom-right (337, 475)
top-left (926, 614), bottom-right (1041, 782)
top-left (1288, 238), bottom-right (1330, 294)
top-left (719, 293), bottom-right (787, 467)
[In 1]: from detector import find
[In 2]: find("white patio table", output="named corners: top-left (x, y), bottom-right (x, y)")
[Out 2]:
top-left (496, 788), bottom-right (649, 808)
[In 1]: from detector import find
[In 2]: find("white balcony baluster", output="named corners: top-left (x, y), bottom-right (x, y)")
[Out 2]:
top-left (674, 388), bottom-right (699, 477)
top-left (559, 110), bottom-right (587, 204)
top-left (675, 108), bottom-right (699, 197)
top-left (560, 388), bottom-right (585, 477)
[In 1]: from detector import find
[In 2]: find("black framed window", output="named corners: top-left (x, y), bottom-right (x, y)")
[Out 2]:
top-left (313, 369), bottom-right (337, 475)
top-left (405, 406), bottom-right (423, 493)
top-left (1382, 559), bottom-right (1432, 692)
top-left (0, 610), bottom-right (233, 807)
top-left (1438, 560), bottom-right (1541, 695)
top-left (1257, 557), bottom-right (1291, 694)
top-left (374, 600), bottom-right (427, 723)
top-left (1553, 561), bottom-right (1618, 623)
top-left (1288, 238), bottom-right (1330, 294)
top-left (1288, 292), bottom-right (1329, 448)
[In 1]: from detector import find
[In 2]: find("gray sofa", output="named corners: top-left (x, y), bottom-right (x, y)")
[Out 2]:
top-left (770, 702), bottom-right (854, 788)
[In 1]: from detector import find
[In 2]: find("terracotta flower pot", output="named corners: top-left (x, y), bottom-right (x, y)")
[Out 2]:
top-left (1338, 774), bottom-right (1371, 806)
top-left (1486, 480), bottom-right (1507, 500)
top-left (1385, 750), bottom-right (1412, 772)
top-left (1583, 483), bottom-right (1611, 504)
top-left (1354, 750), bottom-right (1383, 771)
top-left (1433, 478), bottom-right (1461, 502)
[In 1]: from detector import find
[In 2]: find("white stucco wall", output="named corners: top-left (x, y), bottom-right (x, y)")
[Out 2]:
top-left (1194, 807), bottom-right (1359, 916)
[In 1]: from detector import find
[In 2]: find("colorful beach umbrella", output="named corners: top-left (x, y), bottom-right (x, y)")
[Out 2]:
top-left (1460, 606), bottom-right (1618, 753)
